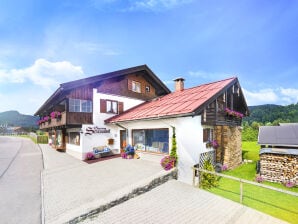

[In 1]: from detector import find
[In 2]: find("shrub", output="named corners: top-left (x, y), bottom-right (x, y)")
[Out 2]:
top-left (199, 159), bottom-right (220, 189)
top-left (170, 127), bottom-right (178, 164)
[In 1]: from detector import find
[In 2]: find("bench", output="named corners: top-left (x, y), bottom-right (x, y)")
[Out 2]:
top-left (93, 146), bottom-right (112, 159)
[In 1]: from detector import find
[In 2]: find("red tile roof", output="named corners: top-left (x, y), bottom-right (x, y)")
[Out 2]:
top-left (106, 77), bottom-right (237, 123)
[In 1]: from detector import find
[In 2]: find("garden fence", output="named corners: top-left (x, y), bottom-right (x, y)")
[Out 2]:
top-left (193, 167), bottom-right (298, 223)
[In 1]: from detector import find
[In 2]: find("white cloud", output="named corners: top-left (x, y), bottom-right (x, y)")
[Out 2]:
top-left (73, 42), bottom-right (121, 56)
top-left (188, 70), bottom-right (234, 80)
top-left (129, 0), bottom-right (193, 11)
top-left (242, 88), bottom-right (279, 106)
top-left (243, 87), bottom-right (298, 106)
top-left (0, 58), bottom-right (85, 89)
top-left (279, 88), bottom-right (298, 104)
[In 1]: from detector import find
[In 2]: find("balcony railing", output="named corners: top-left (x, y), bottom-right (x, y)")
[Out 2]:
top-left (39, 111), bottom-right (92, 130)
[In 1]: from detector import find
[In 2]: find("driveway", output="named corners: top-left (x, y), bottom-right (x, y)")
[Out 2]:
top-left (40, 144), bottom-right (169, 224)
top-left (0, 137), bottom-right (43, 224)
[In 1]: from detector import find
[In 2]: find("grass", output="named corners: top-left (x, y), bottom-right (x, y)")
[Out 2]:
top-left (204, 141), bottom-right (298, 224)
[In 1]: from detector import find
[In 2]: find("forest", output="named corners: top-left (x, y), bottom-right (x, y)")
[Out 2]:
top-left (242, 103), bottom-right (298, 141)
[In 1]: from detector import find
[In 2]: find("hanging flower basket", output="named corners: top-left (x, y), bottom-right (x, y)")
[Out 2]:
top-left (160, 156), bottom-right (176, 171)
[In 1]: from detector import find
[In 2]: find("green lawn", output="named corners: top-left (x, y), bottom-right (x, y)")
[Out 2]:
top-left (204, 141), bottom-right (298, 223)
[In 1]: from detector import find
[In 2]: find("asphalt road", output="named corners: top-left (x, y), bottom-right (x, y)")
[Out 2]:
top-left (0, 137), bottom-right (43, 224)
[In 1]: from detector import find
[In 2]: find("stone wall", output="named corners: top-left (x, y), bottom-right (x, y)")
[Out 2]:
top-left (214, 125), bottom-right (242, 169)
top-left (260, 153), bottom-right (298, 184)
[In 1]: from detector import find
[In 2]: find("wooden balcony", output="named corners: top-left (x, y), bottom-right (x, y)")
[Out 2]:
top-left (202, 110), bottom-right (242, 126)
top-left (39, 111), bottom-right (93, 130)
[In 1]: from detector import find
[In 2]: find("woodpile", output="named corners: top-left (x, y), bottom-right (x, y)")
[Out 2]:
top-left (260, 153), bottom-right (298, 185)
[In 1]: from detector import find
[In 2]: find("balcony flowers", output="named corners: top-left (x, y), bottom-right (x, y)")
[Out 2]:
top-left (225, 108), bottom-right (244, 118)
top-left (50, 111), bottom-right (61, 119)
top-left (160, 156), bottom-right (176, 171)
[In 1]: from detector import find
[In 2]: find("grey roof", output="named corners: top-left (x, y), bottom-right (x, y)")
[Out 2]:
top-left (258, 125), bottom-right (298, 146)
top-left (260, 148), bottom-right (298, 156)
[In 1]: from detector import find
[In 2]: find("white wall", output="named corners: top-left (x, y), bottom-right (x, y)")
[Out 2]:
top-left (112, 116), bottom-right (214, 185)
top-left (66, 89), bottom-right (145, 160)
top-left (93, 89), bottom-right (144, 127)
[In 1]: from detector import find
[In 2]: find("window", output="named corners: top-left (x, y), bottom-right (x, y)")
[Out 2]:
top-left (81, 100), bottom-right (92, 112)
top-left (100, 99), bottom-right (123, 114)
top-left (69, 99), bottom-right (80, 112)
top-left (69, 132), bottom-right (80, 145)
top-left (132, 129), bottom-right (169, 154)
top-left (132, 81), bottom-right (141, 93)
top-left (69, 99), bottom-right (92, 112)
top-left (145, 85), bottom-right (150, 93)
top-left (106, 100), bottom-right (118, 114)
top-left (203, 128), bottom-right (213, 142)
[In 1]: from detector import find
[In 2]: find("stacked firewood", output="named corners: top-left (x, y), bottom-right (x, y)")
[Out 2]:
top-left (260, 153), bottom-right (298, 184)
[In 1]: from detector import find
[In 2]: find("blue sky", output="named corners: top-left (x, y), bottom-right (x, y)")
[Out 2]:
top-left (0, 0), bottom-right (298, 115)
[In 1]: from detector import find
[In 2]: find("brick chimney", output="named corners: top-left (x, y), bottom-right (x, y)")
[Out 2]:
top-left (173, 77), bottom-right (185, 91)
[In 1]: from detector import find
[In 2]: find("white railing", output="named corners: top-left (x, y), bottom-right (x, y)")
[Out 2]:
top-left (193, 167), bottom-right (298, 204)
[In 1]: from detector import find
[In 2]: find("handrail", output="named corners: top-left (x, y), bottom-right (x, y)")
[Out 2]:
top-left (193, 167), bottom-right (298, 198)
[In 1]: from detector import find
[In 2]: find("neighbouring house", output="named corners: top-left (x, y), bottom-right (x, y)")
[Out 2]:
top-left (34, 65), bottom-right (170, 159)
top-left (258, 124), bottom-right (298, 185)
top-left (35, 65), bottom-right (249, 184)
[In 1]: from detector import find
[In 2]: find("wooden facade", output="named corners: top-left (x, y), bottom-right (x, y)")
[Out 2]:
top-left (201, 83), bottom-right (247, 126)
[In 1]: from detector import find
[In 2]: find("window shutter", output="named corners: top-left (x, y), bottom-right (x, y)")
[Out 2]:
top-left (128, 79), bottom-right (132, 91)
top-left (100, 99), bottom-right (106, 113)
top-left (203, 128), bottom-right (209, 142)
top-left (118, 102), bottom-right (124, 114)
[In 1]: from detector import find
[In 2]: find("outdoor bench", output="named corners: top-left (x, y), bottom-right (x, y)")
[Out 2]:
top-left (93, 146), bottom-right (112, 158)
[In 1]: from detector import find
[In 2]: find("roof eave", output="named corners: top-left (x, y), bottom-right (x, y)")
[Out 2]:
top-left (106, 111), bottom-right (196, 124)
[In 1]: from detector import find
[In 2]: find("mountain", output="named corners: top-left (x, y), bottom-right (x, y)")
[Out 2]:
top-left (0, 110), bottom-right (39, 128)
top-left (243, 103), bottom-right (298, 124)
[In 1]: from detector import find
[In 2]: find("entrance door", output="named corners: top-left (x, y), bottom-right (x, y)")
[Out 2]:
top-left (120, 130), bottom-right (127, 152)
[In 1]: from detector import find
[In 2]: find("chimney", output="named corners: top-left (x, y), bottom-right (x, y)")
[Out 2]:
top-left (173, 77), bottom-right (185, 91)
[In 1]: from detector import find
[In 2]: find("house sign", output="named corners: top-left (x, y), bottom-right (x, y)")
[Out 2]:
top-left (84, 126), bottom-right (110, 135)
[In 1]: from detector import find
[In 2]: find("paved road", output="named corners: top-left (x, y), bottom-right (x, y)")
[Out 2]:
top-left (0, 137), bottom-right (43, 224)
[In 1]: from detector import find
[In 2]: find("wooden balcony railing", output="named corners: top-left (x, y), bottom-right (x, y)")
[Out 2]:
top-left (39, 111), bottom-right (93, 130)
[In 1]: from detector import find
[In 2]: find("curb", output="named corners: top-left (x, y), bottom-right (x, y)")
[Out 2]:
top-left (37, 144), bottom-right (45, 224)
